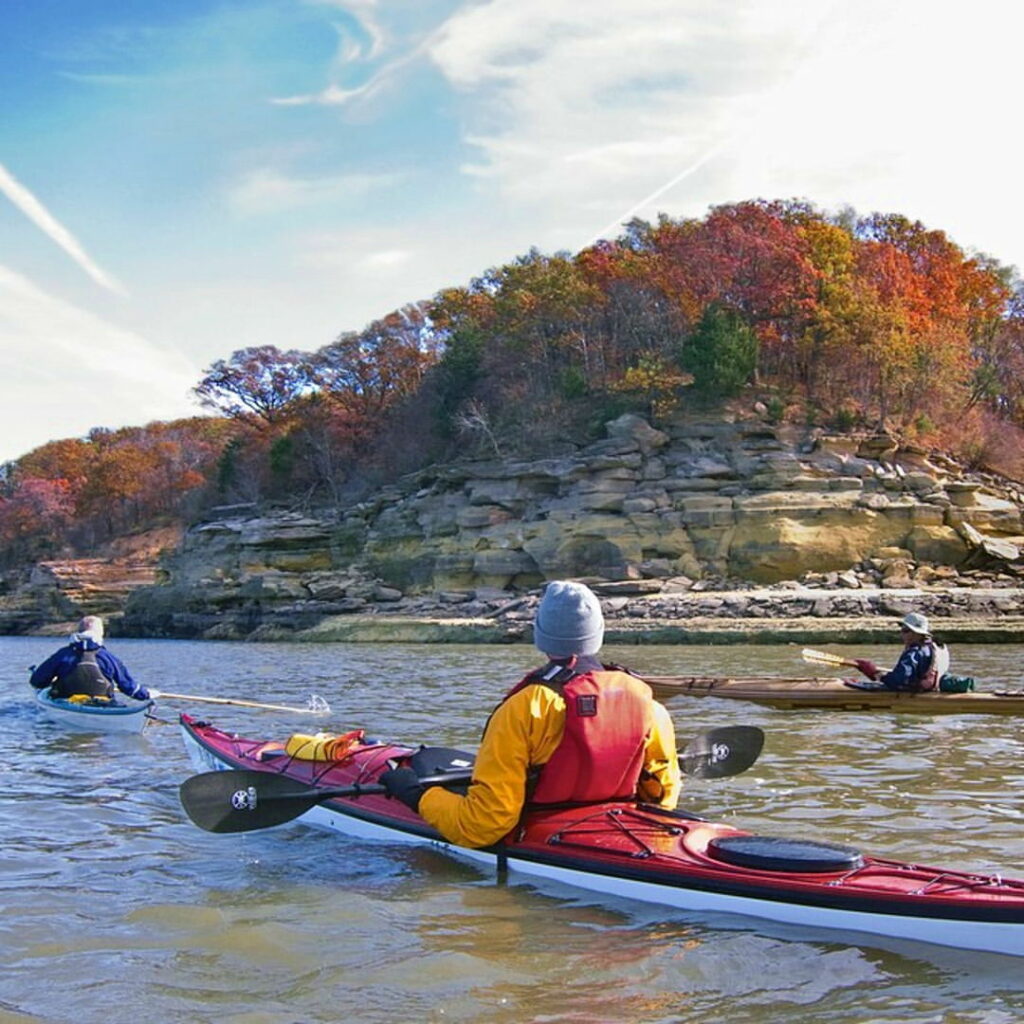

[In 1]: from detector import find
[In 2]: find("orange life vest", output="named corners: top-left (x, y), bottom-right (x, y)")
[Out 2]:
top-left (506, 661), bottom-right (654, 805)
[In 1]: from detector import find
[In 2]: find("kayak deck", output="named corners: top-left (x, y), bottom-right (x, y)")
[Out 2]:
top-left (644, 675), bottom-right (1024, 714)
top-left (178, 713), bottom-right (1024, 956)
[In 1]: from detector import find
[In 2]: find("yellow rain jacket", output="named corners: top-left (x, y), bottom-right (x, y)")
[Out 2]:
top-left (419, 668), bottom-right (681, 849)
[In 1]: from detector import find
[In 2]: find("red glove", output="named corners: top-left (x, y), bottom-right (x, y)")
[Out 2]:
top-left (854, 659), bottom-right (879, 680)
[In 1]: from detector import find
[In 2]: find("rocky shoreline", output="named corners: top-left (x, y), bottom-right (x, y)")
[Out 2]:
top-left (17, 576), bottom-right (1024, 644)
top-left (235, 579), bottom-right (1024, 645)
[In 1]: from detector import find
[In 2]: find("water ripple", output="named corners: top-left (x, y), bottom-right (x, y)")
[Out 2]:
top-left (3, 637), bottom-right (1024, 1022)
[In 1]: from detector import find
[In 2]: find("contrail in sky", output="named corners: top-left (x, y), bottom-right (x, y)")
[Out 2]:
top-left (587, 3), bottom-right (842, 248)
top-left (0, 161), bottom-right (126, 294)
top-left (587, 135), bottom-right (736, 246)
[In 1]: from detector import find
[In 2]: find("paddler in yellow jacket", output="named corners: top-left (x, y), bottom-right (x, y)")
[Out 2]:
top-left (380, 580), bottom-right (682, 849)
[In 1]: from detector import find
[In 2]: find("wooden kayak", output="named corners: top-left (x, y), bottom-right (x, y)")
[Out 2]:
top-left (643, 675), bottom-right (1024, 715)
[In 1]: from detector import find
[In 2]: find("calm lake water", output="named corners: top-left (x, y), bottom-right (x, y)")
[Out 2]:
top-left (2, 636), bottom-right (1024, 1023)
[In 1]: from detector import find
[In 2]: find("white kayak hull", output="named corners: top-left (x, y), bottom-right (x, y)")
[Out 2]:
top-left (35, 688), bottom-right (153, 734)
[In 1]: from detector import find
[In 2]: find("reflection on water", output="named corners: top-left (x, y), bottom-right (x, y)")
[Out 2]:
top-left (2, 636), bottom-right (1024, 1022)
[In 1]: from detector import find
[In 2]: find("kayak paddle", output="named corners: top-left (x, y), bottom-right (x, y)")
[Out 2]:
top-left (800, 648), bottom-right (859, 669)
top-left (180, 725), bottom-right (765, 834)
top-left (180, 765), bottom-right (473, 833)
top-left (678, 725), bottom-right (763, 779)
top-left (150, 689), bottom-right (331, 715)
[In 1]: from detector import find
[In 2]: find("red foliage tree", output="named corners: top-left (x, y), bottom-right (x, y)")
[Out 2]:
top-left (194, 345), bottom-right (310, 425)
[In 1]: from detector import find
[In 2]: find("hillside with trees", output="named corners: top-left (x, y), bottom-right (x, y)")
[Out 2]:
top-left (3, 199), bottom-right (1023, 570)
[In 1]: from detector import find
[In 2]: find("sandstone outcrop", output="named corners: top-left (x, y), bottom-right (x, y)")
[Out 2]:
top-left (105, 411), bottom-right (1024, 641)
top-left (0, 526), bottom-right (178, 636)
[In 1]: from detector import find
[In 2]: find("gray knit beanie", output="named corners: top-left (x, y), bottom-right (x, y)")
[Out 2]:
top-left (533, 581), bottom-right (605, 657)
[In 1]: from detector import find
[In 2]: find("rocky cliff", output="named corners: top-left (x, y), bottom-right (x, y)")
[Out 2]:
top-left (0, 526), bottom-right (177, 636)
top-left (102, 411), bottom-right (1024, 642)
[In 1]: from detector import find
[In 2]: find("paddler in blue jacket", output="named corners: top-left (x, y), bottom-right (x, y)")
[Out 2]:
top-left (30, 615), bottom-right (150, 701)
top-left (381, 581), bottom-right (681, 848)
top-left (853, 612), bottom-right (949, 692)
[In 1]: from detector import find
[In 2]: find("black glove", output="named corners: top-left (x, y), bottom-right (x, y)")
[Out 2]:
top-left (380, 767), bottom-right (425, 812)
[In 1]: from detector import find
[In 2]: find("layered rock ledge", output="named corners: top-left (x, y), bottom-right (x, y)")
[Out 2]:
top-left (3, 412), bottom-right (1022, 643)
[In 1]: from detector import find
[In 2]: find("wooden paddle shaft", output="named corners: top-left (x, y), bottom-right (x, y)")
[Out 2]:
top-left (152, 691), bottom-right (324, 714)
top-left (801, 648), bottom-right (859, 669)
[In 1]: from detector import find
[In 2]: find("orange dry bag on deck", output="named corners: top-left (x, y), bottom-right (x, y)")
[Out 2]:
top-left (284, 729), bottom-right (365, 761)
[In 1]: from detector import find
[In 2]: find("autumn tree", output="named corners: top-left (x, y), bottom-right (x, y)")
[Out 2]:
top-left (643, 201), bottom-right (821, 378)
top-left (429, 250), bottom-right (608, 450)
top-left (0, 477), bottom-right (74, 564)
top-left (194, 345), bottom-right (310, 425)
top-left (576, 236), bottom-right (685, 369)
top-left (309, 304), bottom-right (440, 425)
top-left (0, 417), bottom-right (237, 561)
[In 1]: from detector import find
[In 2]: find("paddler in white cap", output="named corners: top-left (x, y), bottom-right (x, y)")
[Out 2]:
top-left (853, 612), bottom-right (950, 692)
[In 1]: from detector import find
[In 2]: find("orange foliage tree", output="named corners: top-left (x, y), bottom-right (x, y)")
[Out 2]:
top-left (6, 198), bottom-right (1024, 568)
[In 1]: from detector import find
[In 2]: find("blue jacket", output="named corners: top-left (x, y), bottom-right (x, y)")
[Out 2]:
top-left (29, 638), bottom-right (150, 701)
top-left (880, 642), bottom-right (934, 692)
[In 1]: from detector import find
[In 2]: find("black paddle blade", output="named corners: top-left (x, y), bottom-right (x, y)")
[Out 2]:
top-left (179, 761), bottom-right (477, 835)
top-left (679, 725), bottom-right (764, 779)
top-left (180, 770), bottom-right (342, 834)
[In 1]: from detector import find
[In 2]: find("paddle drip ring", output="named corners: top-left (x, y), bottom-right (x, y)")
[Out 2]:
top-left (231, 786), bottom-right (258, 811)
top-left (307, 695), bottom-right (331, 714)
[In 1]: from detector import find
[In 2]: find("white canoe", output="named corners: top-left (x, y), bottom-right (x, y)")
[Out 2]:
top-left (34, 688), bottom-right (154, 734)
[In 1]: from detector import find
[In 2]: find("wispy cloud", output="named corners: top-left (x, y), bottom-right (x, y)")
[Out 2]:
top-left (424, 0), bottom-right (826, 244)
top-left (0, 264), bottom-right (198, 461)
top-left (227, 167), bottom-right (406, 215)
top-left (359, 248), bottom-right (414, 270)
top-left (313, 0), bottom-right (387, 60)
top-left (272, 4), bottom-right (389, 105)
top-left (271, 3), bottom-right (441, 108)
top-left (0, 162), bottom-right (126, 294)
top-left (271, 81), bottom-right (373, 107)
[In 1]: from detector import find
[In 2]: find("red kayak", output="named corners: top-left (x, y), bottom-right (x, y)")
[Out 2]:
top-left (179, 713), bottom-right (1024, 957)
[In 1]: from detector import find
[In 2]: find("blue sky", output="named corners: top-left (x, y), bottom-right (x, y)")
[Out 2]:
top-left (2, 0), bottom-right (1023, 463)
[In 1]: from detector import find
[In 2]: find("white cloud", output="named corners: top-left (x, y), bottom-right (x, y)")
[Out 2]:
top-left (271, 82), bottom-right (371, 107)
top-left (422, 0), bottom-right (1024, 265)
top-left (360, 249), bottom-right (414, 269)
top-left (0, 265), bottom-right (200, 462)
top-left (424, 1), bottom-right (827, 235)
top-left (296, 225), bottom-right (420, 277)
top-left (0, 162), bottom-right (127, 294)
top-left (227, 167), bottom-right (406, 215)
